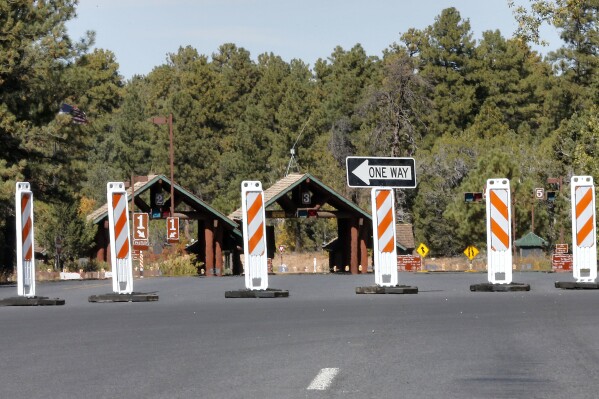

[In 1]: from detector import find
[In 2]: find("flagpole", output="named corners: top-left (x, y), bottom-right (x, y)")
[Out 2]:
top-left (149, 114), bottom-right (175, 217)
top-left (169, 113), bottom-right (174, 217)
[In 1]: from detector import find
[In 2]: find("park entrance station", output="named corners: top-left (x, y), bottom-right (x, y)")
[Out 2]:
top-left (229, 173), bottom-right (374, 275)
top-left (88, 175), bottom-right (243, 276)
top-left (89, 173), bottom-right (413, 277)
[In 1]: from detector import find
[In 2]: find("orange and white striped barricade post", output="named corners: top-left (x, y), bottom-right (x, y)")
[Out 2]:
top-left (570, 176), bottom-right (597, 283)
top-left (372, 188), bottom-right (398, 287)
top-left (241, 181), bottom-right (268, 290)
top-left (16, 182), bottom-right (36, 297)
top-left (225, 181), bottom-right (288, 298)
top-left (107, 182), bottom-right (134, 294)
top-left (0, 183), bottom-right (65, 305)
top-left (555, 176), bottom-right (599, 289)
top-left (355, 188), bottom-right (418, 294)
top-left (471, 178), bottom-right (528, 291)
top-left (486, 178), bottom-right (513, 284)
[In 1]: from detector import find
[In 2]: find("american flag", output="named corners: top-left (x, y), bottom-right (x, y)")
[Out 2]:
top-left (59, 103), bottom-right (88, 124)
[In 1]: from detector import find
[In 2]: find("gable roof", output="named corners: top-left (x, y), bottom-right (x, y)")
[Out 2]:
top-left (514, 231), bottom-right (548, 248)
top-left (228, 173), bottom-right (371, 221)
top-left (87, 175), bottom-right (239, 232)
top-left (87, 175), bottom-right (159, 224)
top-left (396, 224), bottom-right (415, 250)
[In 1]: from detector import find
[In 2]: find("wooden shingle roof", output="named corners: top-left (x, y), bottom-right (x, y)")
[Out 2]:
top-left (228, 173), bottom-right (371, 221)
top-left (396, 223), bottom-right (415, 250)
top-left (87, 175), bottom-right (239, 233)
top-left (87, 176), bottom-right (158, 224)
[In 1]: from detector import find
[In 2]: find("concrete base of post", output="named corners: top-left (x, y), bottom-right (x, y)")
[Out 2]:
top-left (555, 281), bottom-right (599, 290)
top-left (0, 296), bottom-right (65, 306)
top-left (470, 282), bottom-right (530, 292)
top-left (88, 292), bottom-right (159, 303)
top-left (225, 288), bottom-right (289, 298)
top-left (355, 285), bottom-right (418, 294)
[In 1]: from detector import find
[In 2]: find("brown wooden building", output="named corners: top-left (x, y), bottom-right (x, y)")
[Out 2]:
top-left (87, 175), bottom-right (242, 275)
top-left (229, 173), bottom-right (373, 274)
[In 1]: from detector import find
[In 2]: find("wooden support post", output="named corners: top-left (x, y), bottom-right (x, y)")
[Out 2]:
top-left (338, 219), bottom-right (349, 272)
top-left (359, 218), bottom-right (369, 274)
top-left (214, 220), bottom-right (223, 276)
top-left (95, 224), bottom-right (108, 262)
top-left (350, 218), bottom-right (359, 274)
top-left (205, 222), bottom-right (215, 276)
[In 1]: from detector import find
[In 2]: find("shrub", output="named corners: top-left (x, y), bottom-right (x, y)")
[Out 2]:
top-left (156, 254), bottom-right (200, 276)
top-left (83, 259), bottom-right (109, 273)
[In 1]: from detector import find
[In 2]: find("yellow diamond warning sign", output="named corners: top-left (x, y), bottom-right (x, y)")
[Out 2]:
top-left (464, 245), bottom-right (479, 261)
top-left (417, 243), bottom-right (429, 258)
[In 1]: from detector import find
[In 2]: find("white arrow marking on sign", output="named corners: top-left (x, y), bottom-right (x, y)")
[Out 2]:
top-left (136, 230), bottom-right (146, 239)
top-left (169, 232), bottom-right (177, 238)
top-left (352, 160), bottom-right (412, 185)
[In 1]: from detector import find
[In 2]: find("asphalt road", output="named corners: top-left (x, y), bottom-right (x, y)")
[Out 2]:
top-left (1, 272), bottom-right (598, 399)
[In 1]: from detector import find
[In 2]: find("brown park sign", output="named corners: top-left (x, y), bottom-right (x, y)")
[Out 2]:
top-left (555, 244), bottom-right (568, 254)
top-left (552, 254), bottom-right (573, 271)
top-left (397, 255), bottom-right (421, 271)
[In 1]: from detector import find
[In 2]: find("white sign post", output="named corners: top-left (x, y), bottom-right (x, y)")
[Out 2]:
top-left (486, 178), bottom-right (513, 284)
top-left (16, 182), bottom-right (36, 297)
top-left (107, 182), bottom-right (133, 294)
top-left (241, 181), bottom-right (268, 290)
top-left (571, 176), bottom-right (597, 283)
top-left (371, 188), bottom-right (398, 287)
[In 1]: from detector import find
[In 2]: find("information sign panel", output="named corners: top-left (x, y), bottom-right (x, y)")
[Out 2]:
top-left (133, 212), bottom-right (149, 250)
top-left (166, 217), bottom-right (179, 243)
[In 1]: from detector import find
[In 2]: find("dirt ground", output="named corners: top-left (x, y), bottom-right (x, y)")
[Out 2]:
top-left (268, 252), bottom-right (554, 273)
top-left (270, 251), bottom-right (330, 273)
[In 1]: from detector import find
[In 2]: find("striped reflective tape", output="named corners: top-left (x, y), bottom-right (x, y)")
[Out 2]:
top-left (21, 193), bottom-right (33, 261)
top-left (375, 190), bottom-right (394, 253)
top-left (246, 192), bottom-right (265, 256)
top-left (112, 193), bottom-right (130, 259)
top-left (489, 189), bottom-right (509, 251)
top-left (575, 186), bottom-right (594, 248)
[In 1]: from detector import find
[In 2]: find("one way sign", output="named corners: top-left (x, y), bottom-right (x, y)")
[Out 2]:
top-left (346, 156), bottom-right (417, 188)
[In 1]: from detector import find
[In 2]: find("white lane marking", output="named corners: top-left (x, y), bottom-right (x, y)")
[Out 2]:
top-left (307, 368), bottom-right (339, 390)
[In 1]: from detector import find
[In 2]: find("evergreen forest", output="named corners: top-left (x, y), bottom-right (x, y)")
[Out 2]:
top-left (1, 0), bottom-right (598, 271)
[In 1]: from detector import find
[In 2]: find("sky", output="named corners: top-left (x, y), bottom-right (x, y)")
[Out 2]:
top-left (65, 0), bottom-right (562, 80)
